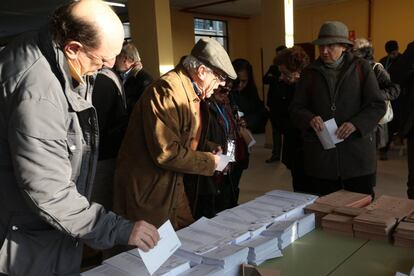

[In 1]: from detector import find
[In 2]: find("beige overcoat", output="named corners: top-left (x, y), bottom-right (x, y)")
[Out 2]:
top-left (114, 65), bottom-right (216, 228)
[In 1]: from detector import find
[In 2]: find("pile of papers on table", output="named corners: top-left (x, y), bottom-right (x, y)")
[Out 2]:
top-left (353, 195), bottom-right (414, 241)
top-left (176, 217), bottom-right (250, 264)
top-left (239, 235), bottom-right (281, 265)
top-left (321, 207), bottom-right (367, 237)
top-left (304, 190), bottom-right (372, 227)
top-left (82, 252), bottom-right (190, 276)
top-left (394, 221), bottom-right (414, 247)
top-left (316, 190), bottom-right (372, 208)
top-left (201, 244), bottom-right (249, 276)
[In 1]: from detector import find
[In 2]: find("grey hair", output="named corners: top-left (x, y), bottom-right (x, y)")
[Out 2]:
top-left (182, 55), bottom-right (212, 75)
top-left (119, 42), bottom-right (141, 62)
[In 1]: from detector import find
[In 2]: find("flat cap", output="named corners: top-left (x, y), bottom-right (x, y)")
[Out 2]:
top-left (191, 37), bottom-right (237, 80)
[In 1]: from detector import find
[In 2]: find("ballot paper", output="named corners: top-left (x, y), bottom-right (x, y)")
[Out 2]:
top-left (201, 244), bottom-right (249, 270)
top-left (216, 154), bottom-right (232, 172)
top-left (261, 220), bottom-right (299, 249)
top-left (315, 118), bottom-right (344, 150)
top-left (178, 264), bottom-right (224, 276)
top-left (81, 264), bottom-right (132, 276)
top-left (190, 217), bottom-right (251, 244)
top-left (138, 220), bottom-right (181, 275)
top-left (239, 235), bottom-right (282, 265)
top-left (211, 214), bottom-right (267, 238)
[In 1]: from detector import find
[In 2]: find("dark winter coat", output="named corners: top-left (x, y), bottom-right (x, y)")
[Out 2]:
top-left (290, 52), bottom-right (386, 180)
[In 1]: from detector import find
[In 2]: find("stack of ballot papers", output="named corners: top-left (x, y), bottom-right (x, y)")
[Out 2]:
top-left (354, 195), bottom-right (414, 241)
top-left (304, 203), bottom-right (335, 227)
top-left (394, 221), bottom-right (414, 247)
top-left (178, 264), bottom-right (224, 276)
top-left (239, 235), bottom-right (281, 265)
top-left (81, 263), bottom-right (133, 276)
top-left (176, 217), bottom-right (251, 264)
top-left (201, 244), bottom-right (249, 276)
top-left (305, 190), bottom-right (371, 227)
top-left (211, 213), bottom-right (267, 238)
top-left (321, 207), bottom-right (367, 236)
top-left (261, 220), bottom-right (298, 249)
top-left (297, 213), bottom-right (316, 237)
top-left (353, 209), bottom-right (398, 240)
top-left (316, 190), bottom-right (372, 208)
top-left (85, 252), bottom-right (190, 276)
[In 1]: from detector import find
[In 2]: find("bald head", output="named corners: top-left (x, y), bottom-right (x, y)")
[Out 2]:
top-left (50, 0), bottom-right (124, 54)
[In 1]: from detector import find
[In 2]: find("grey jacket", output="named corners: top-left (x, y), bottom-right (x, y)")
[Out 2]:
top-left (290, 53), bottom-right (386, 180)
top-left (0, 29), bottom-right (133, 275)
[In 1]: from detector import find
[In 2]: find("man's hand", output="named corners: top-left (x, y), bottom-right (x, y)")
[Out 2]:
top-left (128, 221), bottom-right (160, 252)
top-left (336, 122), bottom-right (356, 139)
top-left (310, 116), bottom-right (324, 132)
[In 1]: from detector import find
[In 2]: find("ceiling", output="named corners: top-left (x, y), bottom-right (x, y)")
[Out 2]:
top-left (0, 0), bottom-right (340, 40)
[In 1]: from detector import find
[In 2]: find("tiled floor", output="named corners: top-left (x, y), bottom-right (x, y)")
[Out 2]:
top-left (238, 134), bottom-right (408, 203)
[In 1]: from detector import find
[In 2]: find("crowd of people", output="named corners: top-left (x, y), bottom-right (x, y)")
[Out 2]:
top-left (1, 0), bottom-right (414, 275)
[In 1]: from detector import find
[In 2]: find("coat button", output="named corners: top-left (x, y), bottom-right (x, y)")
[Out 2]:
top-left (11, 225), bottom-right (18, 231)
top-left (70, 145), bottom-right (76, 151)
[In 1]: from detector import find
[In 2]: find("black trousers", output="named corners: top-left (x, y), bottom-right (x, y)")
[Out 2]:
top-left (308, 174), bottom-right (376, 198)
top-left (407, 137), bottom-right (414, 199)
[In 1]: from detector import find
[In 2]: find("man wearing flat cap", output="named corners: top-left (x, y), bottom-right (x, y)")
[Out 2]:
top-left (113, 38), bottom-right (236, 229)
top-left (290, 21), bottom-right (385, 196)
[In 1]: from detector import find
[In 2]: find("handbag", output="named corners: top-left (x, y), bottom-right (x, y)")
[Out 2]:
top-left (371, 63), bottom-right (394, 125)
top-left (378, 100), bottom-right (393, 124)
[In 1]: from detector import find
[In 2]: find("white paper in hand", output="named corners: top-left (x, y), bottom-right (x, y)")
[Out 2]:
top-left (138, 220), bottom-right (181, 275)
top-left (315, 118), bottom-right (344, 150)
top-left (216, 154), bottom-right (231, 172)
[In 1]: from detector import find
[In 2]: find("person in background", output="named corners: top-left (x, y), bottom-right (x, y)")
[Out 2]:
top-left (353, 38), bottom-right (400, 159)
top-left (389, 41), bottom-right (414, 199)
top-left (264, 45), bottom-right (287, 163)
top-left (115, 42), bottom-right (153, 118)
top-left (272, 46), bottom-right (310, 193)
top-left (380, 40), bottom-right (402, 72)
top-left (290, 21), bottom-right (385, 197)
top-left (91, 68), bottom-right (128, 211)
top-left (0, 1), bottom-right (159, 275)
top-left (185, 82), bottom-right (249, 219)
top-left (113, 38), bottom-right (236, 229)
top-left (378, 40), bottom-right (404, 158)
top-left (231, 58), bottom-right (268, 134)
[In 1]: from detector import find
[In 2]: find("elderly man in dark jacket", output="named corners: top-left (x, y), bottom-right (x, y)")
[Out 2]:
top-left (0, 1), bottom-right (159, 275)
top-left (290, 21), bottom-right (385, 196)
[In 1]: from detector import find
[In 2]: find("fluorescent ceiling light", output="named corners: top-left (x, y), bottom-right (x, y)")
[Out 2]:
top-left (105, 1), bottom-right (126, 7)
top-left (284, 0), bottom-right (294, 47)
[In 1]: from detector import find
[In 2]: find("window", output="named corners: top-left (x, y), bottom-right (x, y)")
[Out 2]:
top-left (194, 18), bottom-right (228, 51)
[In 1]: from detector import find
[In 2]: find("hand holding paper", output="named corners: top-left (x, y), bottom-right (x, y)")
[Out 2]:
top-left (128, 221), bottom-right (159, 252)
top-left (336, 122), bottom-right (356, 139)
top-left (138, 220), bottom-right (181, 275)
top-left (315, 118), bottom-right (344, 150)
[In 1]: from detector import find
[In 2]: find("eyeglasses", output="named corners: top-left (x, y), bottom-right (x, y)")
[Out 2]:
top-left (206, 67), bottom-right (226, 82)
top-left (213, 71), bottom-right (227, 82)
top-left (82, 47), bottom-right (116, 65)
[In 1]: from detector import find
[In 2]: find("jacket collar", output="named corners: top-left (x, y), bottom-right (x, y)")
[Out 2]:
top-left (37, 27), bottom-right (93, 112)
top-left (175, 64), bottom-right (201, 104)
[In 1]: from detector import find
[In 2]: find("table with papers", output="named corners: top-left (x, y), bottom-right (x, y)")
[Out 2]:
top-left (261, 228), bottom-right (414, 276)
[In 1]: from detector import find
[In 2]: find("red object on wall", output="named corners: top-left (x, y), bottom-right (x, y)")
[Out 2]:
top-left (349, 30), bottom-right (356, 42)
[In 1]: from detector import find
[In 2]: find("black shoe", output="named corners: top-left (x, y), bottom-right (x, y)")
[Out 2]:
top-left (266, 155), bottom-right (280, 163)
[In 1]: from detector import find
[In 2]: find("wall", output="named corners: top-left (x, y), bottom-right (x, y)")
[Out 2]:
top-left (294, 0), bottom-right (414, 60)
top-left (294, 0), bottom-right (369, 59)
top-left (371, 0), bottom-right (414, 59)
